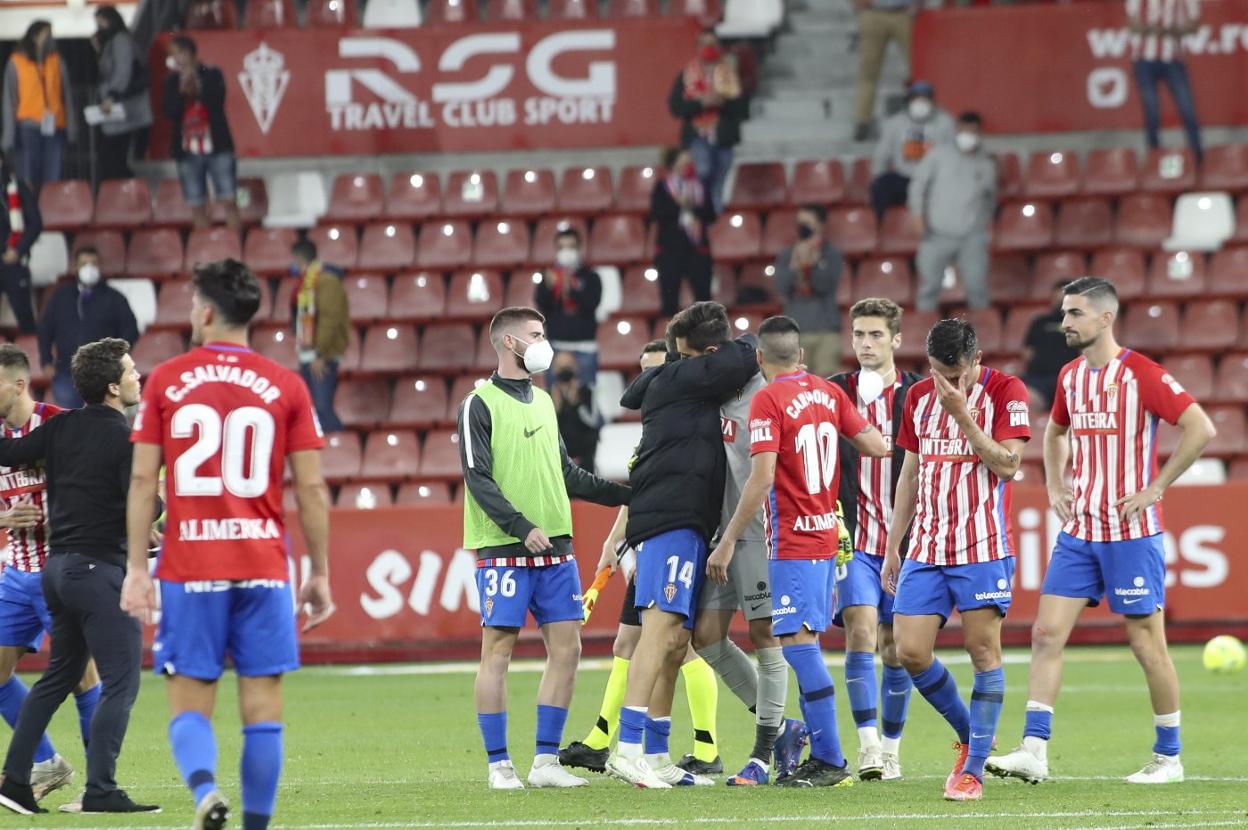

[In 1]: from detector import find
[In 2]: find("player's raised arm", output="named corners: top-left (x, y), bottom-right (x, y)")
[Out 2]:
top-left (930, 371), bottom-right (1026, 481)
top-left (559, 433), bottom-right (630, 507)
top-left (0, 417), bottom-right (53, 468)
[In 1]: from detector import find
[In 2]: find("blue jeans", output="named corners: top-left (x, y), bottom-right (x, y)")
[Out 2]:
top-left (1132, 59), bottom-right (1203, 160)
top-left (52, 371), bottom-right (83, 409)
top-left (176, 152), bottom-right (238, 206)
top-left (689, 135), bottom-right (733, 216)
top-left (300, 360), bottom-right (344, 433)
top-left (15, 123), bottom-right (64, 193)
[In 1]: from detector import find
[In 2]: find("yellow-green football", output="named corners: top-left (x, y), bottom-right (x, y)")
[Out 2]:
top-left (1202, 635), bottom-right (1246, 674)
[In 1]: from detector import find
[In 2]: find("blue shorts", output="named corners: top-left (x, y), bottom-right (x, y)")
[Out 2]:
top-left (634, 529), bottom-right (707, 631)
top-left (833, 551), bottom-right (895, 628)
top-left (770, 559), bottom-right (836, 636)
top-left (154, 580), bottom-right (300, 680)
top-left (1042, 532), bottom-right (1166, 615)
top-left (0, 567), bottom-right (50, 652)
top-left (893, 557), bottom-right (1015, 624)
top-left (476, 560), bottom-right (582, 629)
top-left (177, 152), bottom-right (237, 206)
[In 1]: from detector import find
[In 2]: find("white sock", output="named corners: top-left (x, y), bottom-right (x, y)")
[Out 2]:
top-left (533, 753), bottom-right (557, 767)
top-left (1022, 735), bottom-right (1048, 762)
top-left (489, 759), bottom-right (511, 771)
top-left (1154, 711), bottom-right (1181, 728)
top-left (881, 736), bottom-right (901, 756)
top-left (858, 726), bottom-right (882, 750)
top-left (644, 752), bottom-right (671, 768)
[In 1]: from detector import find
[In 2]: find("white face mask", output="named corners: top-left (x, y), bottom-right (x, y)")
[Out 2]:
top-left (955, 131), bottom-right (981, 153)
top-left (554, 248), bottom-right (581, 270)
top-left (513, 337), bottom-right (554, 375)
top-left (78, 264), bottom-right (100, 287)
top-left (908, 98), bottom-right (933, 121)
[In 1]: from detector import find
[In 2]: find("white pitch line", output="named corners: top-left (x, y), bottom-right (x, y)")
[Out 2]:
top-left (1074, 821), bottom-right (1248, 830)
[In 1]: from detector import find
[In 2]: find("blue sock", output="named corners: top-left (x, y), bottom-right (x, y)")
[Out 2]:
top-left (1023, 707), bottom-right (1053, 740)
top-left (643, 716), bottom-right (671, 757)
top-left (1154, 712), bottom-right (1181, 757)
top-left (619, 706), bottom-right (646, 751)
top-left (74, 684), bottom-right (101, 750)
top-left (880, 664), bottom-right (912, 740)
top-left (844, 651), bottom-right (878, 729)
top-left (169, 712), bottom-right (218, 806)
top-left (783, 643), bottom-right (845, 767)
top-left (476, 712), bottom-right (509, 763)
top-left (910, 659), bottom-right (970, 744)
top-left (241, 723), bottom-right (283, 830)
top-left (965, 668), bottom-right (1005, 780)
top-left (535, 705), bottom-right (567, 759)
top-left (0, 677), bottom-right (56, 763)
top-left (797, 693), bottom-right (810, 728)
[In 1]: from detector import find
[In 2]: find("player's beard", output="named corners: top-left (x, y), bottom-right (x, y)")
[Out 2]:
top-left (512, 351), bottom-right (527, 373)
top-left (1065, 330), bottom-right (1097, 351)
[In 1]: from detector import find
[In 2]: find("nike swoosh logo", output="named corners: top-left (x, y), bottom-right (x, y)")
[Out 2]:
top-left (1122, 597), bottom-right (1143, 604)
top-left (846, 678), bottom-right (864, 684)
top-left (972, 733), bottom-right (991, 739)
top-left (523, 426), bottom-right (543, 438)
top-left (750, 603), bottom-right (766, 611)
top-left (886, 690), bottom-right (907, 697)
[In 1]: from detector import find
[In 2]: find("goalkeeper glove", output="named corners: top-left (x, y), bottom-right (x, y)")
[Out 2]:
top-left (835, 499), bottom-right (854, 568)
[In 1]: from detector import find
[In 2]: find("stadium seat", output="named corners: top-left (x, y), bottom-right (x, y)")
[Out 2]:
top-left (608, 0), bottom-right (659, 15)
top-left (126, 229), bottom-right (184, 279)
top-left (221, 178), bottom-right (269, 226)
top-left (419, 429), bottom-right (463, 479)
top-left (396, 481), bottom-right (453, 504)
top-left (1166, 354), bottom-right (1214, 400)
top-left (825, 207), bottom-right (877, 256)
top-left (761, 208), bottom-right (798, 257)
top-left (270, 277), bottom-right (297, 325)
top-left (1207, 407), bottom-right (1247, 457)
top-left (362, 0), bottom-right (421, 26)
top-left (1208, 247), bottom-right (1248, 299)
top-left (385, 172), bottom-right (442, 221)
top-left (1146, 251), bottom-right (1207, 299)
top-left (844, 158), bottom-right (873, 206)
top-left (251, 324), bottom-right (297, 368)
top-left (388, 376), bottom-right (448, 429)
top-left (1001, 306), bottom-right (1040, 355)
top-left (854, 258), bottom-right (914, 307)
top-left (727, 162), bottom-right (787, 210)
top-left (243, 0), bottom-right (295, 27)
top-left (359, 324), bottom-right (419, 374)
top-left (339, 325), bottom-right (362, 372)
top-left (598, 318), bottom-right (650, 370)
top-left (110, 278), bottom-right (158, 333)
top-left (152, 280), bottom-right (196, 330)
top-left (320, 433), bottom-right (362, 482)
top-left (344, 274), bottom-right (388, 323)
top-left (986, 254), bottom-right (1032, 305)
top-left (443, 170), bottom-right (499, 217)
top-left (334, 377), bottom-right (391, 429)
top-left (1033, 251), bottom-right (1087, 293)
top-left (963, 308), bottom-right (1003, 353)
top-left (994, 201), bottom-right (1054, 250)
top-left (617, 165), bottom-right (662, 213)
top-left (594, 370), bottom-right (626, 422)
top-left (243, 227), bottom-right (298, 275)
top-left (668, 0), bottom-right (721, 19)
top-left (307, 224), bottom-right (359, 270)
top-left (264, 172), bottom-right (327, 228)
top-left (1179, 300), bottom-right (1238, 352)
top-left (992, 152), bottom-right (1019, 201)
top-left (425, 0), bottom-right (477, 23)
top-left (185, 0), bottom-right (238, 29)
top-left (1122, 302), bottom-right (1180, 354)
top-left (709, 212), bottom-right (763, 261)
top-left (1089, 248), bottom-right (1147, 300)
top-left (418, 322), bottom-right (476, 372)
top-left (130, 330), bottom-right (185, 376)
top-left (618, 267), bottom-right (662, 315)
top-left (1164, 192), bottom-right (1234, 251)
top-left (530, 217), bottom-right (590, 264)
top-left (151, 178), bottom-right (193, 228)
top-left (718, 0), bottom-right (782, 37)
top-left (1214, 352), bottom-right (1248, 402)
top-left (359, 223), bottom-right (416, 271)
top-left (1233, 196), bottom-right (1248, 244)
top-left (596, 423), bottom-right (643, 481)
top-left (307, 0), bottom-right (356, 26)
top-left (1115, 193), bottom-right (1172, 248)
top-left (878, 207), bottom-right (921, 255)
top-left (1199, 143), bottom-right (1248, 192)
top-left (588, 214), bottom-right (646, 265)
top-left (38, 180), bottom-right (92, 230)
top-left (1053, 198), bottom-right (1114, 250)
top-left (417, 220), bottom-right (472, 269)
top-left (360, 431), bottom-right (422, 481)
top-left (28, 232), bottom-right (66, 287)
top-left (337, 481), bottom-right (394, 509)
top-left (490, 0), bottom-right (540, 20)
top-left (501, 169), bottom-right (556, 217)
top-left (505, 270), bottom-right (541, 308)
top-left (95, 179), bottom-right (152, 228)
top-left (1083, 147), bottom-right (1140, 196)
top-left (549, 0), bottom-right (597, 17)
top-left (791, 159), bottom-right (845, 206)
top-left (1141, 148), bottom-right (1198, 194)
top-left (448, 375), bottom-right (489, 416)
top-left (1023, 149), bottom-right (1081, 199)
top-left (896, 309), bottom-right (941, 362)
top-left (597, 262), bottom-right (622, 319)
top-left (473, 220), bottom-right (531, 268)
top-left (446, 270), bottom-right (505, 320)
top-left (557, 167), bottom-right (614, 214)
top-left (325, 174), bottom-right (384, 223)
top-left (74, 230), bottom-right (126, 276)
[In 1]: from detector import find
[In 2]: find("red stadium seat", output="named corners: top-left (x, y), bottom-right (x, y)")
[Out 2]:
top-left (530, 217), bottom-right (590, 264)
top-left (339, 325), bottom-right (362, 373)
top-left (549, 0), bottom-right (597, 17)
top-left (271, 276), bottom-right (295, 325)
top-left (490, 0), bottom-right (539, 20)
top-left (598, 318), bottom-right (650, 370)
top-left (250, 325), bottom-right (297, 369)
top-left (446, 270), bottom-right (505, 320)
top-left (854, 258), bottom-right (913, 307)
top-left (387, 272), bottom-right (445, 321)
top-left (1146, 251), bottom-right (1207, 299)
top-left (878, 207), bottom-right (921, 255)
top-left (505, 270), bottom-right (541, 307)
top-left (963, 308), bottom-right (1003, 353)
top-left (1053, 198), bottom-right (1113, 250)
top-left (1115, 194), bottom-right (1172, 248)
top-left (344, 274), bottom-right (388, 323)
top-left (708, 212), bottom-right (763, 261)
top-left (418, 429), bottom-right (462, 480)
top-left (388, 376), bottom-right (449, 428)
top-left (425, 0), bottom-right (478, 23)
top-left (761, 208), bottom-right (798, 257)
top-left (473, 219), bottom-right (531, 269)
top-left (986, 254), bottom-right (1032, 305)
top-left (1001, 306), bottom-right (1040, 355)
top-left (995, 152), bottom-right (1022, 202)
top-left (473, 328), bottom-right (498, 372)
top-left (1214, 352), bottom-right (1248, 403)
top-left (618, 266), bottom-right (662, 315)
top-left (185, 228), bottom-right (241, 270)
top-left (1023, 149), bottom-right (1081, 199)
top-left (220, 178), bottom-right (268, 226)
top-left (306, 224), bottom-right (359, 270)
top-left (825, 207), bottom-right (877, 256)
top-left (557, 167), bottom-right (614, 214)
top-left (1166, 354), bottom-right (1214, 401)
top-left (418, 322), bottom-right (476, 373)
top-left (443, 170), bottom-right (499, 217)
top-left (994, 201), bottom-right (1054, 250)
top-left (1208, 246), bottom-right (1248, 299)
top-left (608, 0), bottom-right (659, 15)
top-left (385, 172), bottom-right (442, 221)
top-left (1141, 148), bottom-right (1198, 194)
top-left (360, 431), bottom-right (422, 481)
top-left (1179, 300), bottom-right (1238, 352)
top-left (1033, 251), bottom-right (1087, 296)
top-left (243, 0), bottom-right (295, 28)
top-left (359, 324), bottom-right (419, 374)
top-left (617, 165), bottom-right (662, 213)
top-left (896, 309), bottom-right (941, 362)
top-left (1123, 302), bottom-right (1180, 354)
top-left (501, 169), bottom-right (556, 217)
top-left (416, 220), bottom-right (472, 270)
top-left (336, 481), bottom-right (394, 509)
top-left (95, 178), bottom-right (152, 228)
top-left (334, 377), bottom-right (391, 429)
top-left (360, 223), bottom-right (416, 271)
top-left (668, 0), bottom-right (721, 18)
top-left (151, 178), bottom-right (193, 228)
top-left (320, 433), bottom-right (362, 482)
top-left (395, 481), bottom-right (452, 504)
top-left (185, 0), bottom-right (238, 29)
top-left (38, 180), bottom-right (92, 230)
top-left (587, 214), bottom-right (646, 265)
top-left (1083, 148), bottom-right (1139, 196)
top-left (1233, 196), bottom-right (1248, 244)
top-left (306, 0), bottom-right (356, 26)
top-left (73, 230), bottom-right (126, 276)
top-left (1089, 248), bottom-right (1147, 300)
top-left (1199, 144), bottom-right (1248, 192)
top-left (243, 227), bottom-right (297, 275)
top-left (127, 229), bottom-right (185, 279)
top-left (1207, 407), bottom-right (1247, 456)
top-left (791, 159), bottom-right (845, 206)
top-left (325, 173), bottom-right (384, 223)
top-left (131, 330), bottom-right (185, 375)
top-left (448, 375), bottom-right (490, 414)
top-left (728, 162), bottom-right (787, 210)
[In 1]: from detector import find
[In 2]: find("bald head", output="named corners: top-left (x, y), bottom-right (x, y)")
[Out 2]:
top-left (758, 315), bottom-right (802, 369)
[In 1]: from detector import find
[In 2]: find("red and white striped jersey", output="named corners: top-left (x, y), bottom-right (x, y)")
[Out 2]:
top-left (896, 368), bottom-right (1031, 566)
top-left (1050, 349), bottom-right (1195, 542)
top-left (851, 373), bottom-right (900, 558)
top-left (1126, 0), bottom-right (1200, 61)
top-left (0, 402), bottom-right (64, 572)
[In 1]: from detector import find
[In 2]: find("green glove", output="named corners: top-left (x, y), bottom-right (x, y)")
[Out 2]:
top-left (835, 499), bottom-right (854, 568)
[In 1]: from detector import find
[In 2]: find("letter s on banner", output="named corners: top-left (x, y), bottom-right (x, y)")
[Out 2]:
top-left (361, 549), bottom-right (412, 620)
top-left (1086, 66), bottom-right (1128, 109)
top-left (527, 30), bottom-right (616, 97)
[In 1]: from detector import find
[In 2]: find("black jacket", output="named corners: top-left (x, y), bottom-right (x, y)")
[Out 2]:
top-left (622, 336), bottom-right (759, 547)
top-left (38, 281), bottom-right (140, 373)
top-left (651, 179), bottom-right (716, 264)
top-left (163, 63), bottom-right (234, 159)
top-left (829, 370), bottom-right (922, 552)
top-left (667, 72), bottom-right (748, 148)
top-left (0, 173), bottom-right (40, 260)
top-left (533, 266), bottom-right (602, 344)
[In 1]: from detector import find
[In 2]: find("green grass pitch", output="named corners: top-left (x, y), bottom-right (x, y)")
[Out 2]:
top-left (13, 644), bottom-right (1247, 829)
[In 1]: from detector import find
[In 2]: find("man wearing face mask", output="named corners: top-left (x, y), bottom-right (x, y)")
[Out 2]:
top-left (772, 204), bottom-right (844, 378)
top-left (907, 112), bottom-right (997, 313)
top-left (550, 352), bottom-right (601, 474)
top-left (0, 150), bottom-right (39, 337)
top-left (534, 227), bottom-right (601, 388)
top-left (459, 307), bottom-right (629, 790)
top-left (870, 81), bottom-right (955, 221)
top-left (668, 29), bottom-right (745, 215)
top-left (37, 248), bottom-right (140, 408)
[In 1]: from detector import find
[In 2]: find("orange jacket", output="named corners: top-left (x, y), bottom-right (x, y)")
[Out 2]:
top-left (11, 52), bottom-right (66, 129)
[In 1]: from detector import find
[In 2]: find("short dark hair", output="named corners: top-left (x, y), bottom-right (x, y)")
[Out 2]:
top-left (76, 246), bottom-right (99, 263)
top-left (489, 307), bottom-right (545, 348)
top-left (926, 319), bottom-right (978, 367)
top-left (641, 339), bottom-right (667, 355)
top-left (662, 146), bottom-right (683, 170)
top-left (291, 238), bottom-right (317, 262)
top-left (958, 111), bottom-right (983, 127)
top-left (1063, 276), bottom-right (1119, 310)
top-left (192, 259), bottom-right (262, 327)
top-left (71, 337), bottom-right (129, 405)
top-left (170, 34), bottom-right (197, 56)
top-left (668, 301), bottom-right (732, 353)
top-left (554, 227), bottom-right (581, 247)
top-left (851, 297), bottom-right (903, 336)
top-left (758, 315), bottom-right (801, 365)
top-left (799, 204), bottom-right (827, 224)
top-left (0, 344), bottom-right (30, 374)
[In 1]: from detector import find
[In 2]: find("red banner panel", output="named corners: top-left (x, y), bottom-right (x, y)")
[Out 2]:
top-left (148, 18), bottom-right (699, 158)
top-left (911, 0), bottom-right (1248, 134)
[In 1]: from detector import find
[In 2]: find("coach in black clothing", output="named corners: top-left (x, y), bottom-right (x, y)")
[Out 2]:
top-left (0, 338), bottom-right (157, 815)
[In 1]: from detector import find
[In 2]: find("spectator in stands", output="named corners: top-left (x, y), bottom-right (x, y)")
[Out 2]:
top-left (291, 238), bottom-right (348, 433)
top-left (870, 80), bottom-right (954, 220)
top-left (163, 35), bottom-right (240, 230)
top-left (908, 111), bottom-right (996, 312)
top-left (772, 204), bottom-right (844, 377)
top-left (1021, 280), bottom-right (1080, 409)
top-left (651, 147), bottom-right (717, 318)
top-left (534, 227), bottom-right (602, 388)
top-left (853, 0), bottom-right (918, 143)
top-left (0, 149), bottom-right (39, 336)
top-left (1127, 0), bottom-right (1203, 161)
top-left (2, 20), bottom-right (75, 194)
top-left (91, 5), bottom-right (152, 181)
top-left (551, 351), bottom-right (602, 475)
top-left (668, 28), bottom-right (746, 215)
top-left (38, 247), bottom-right (140, 408)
